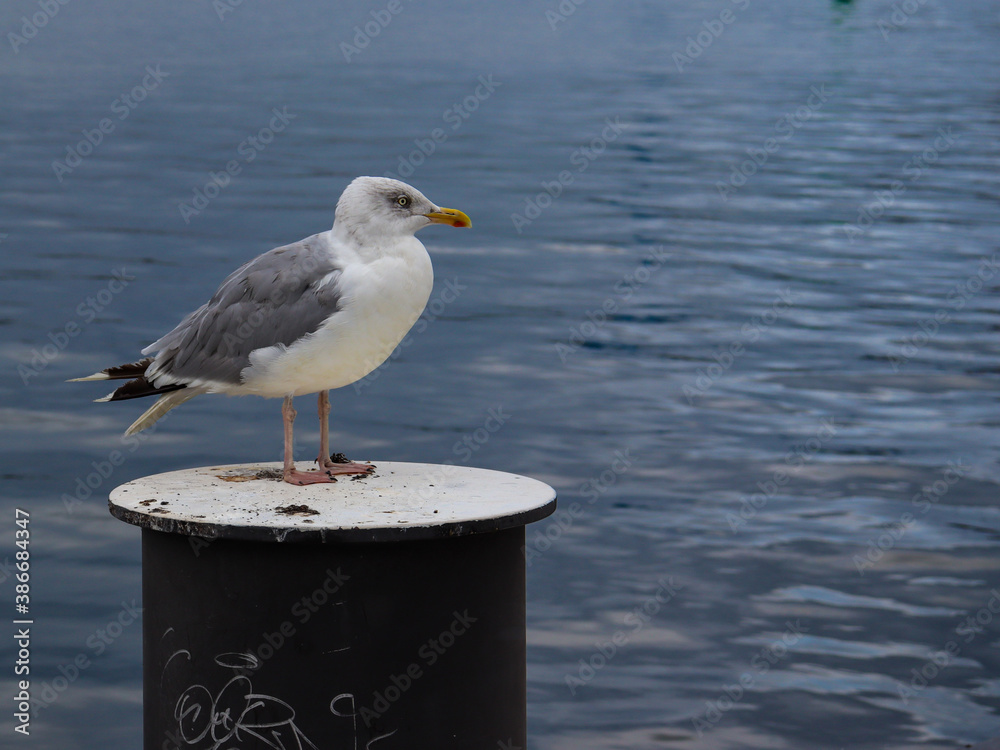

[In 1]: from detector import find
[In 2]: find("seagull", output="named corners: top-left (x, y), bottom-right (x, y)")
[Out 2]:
top-left (71, 176), bottom-right (471, 485)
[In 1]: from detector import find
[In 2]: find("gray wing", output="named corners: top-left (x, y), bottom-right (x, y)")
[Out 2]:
top-left (144, 234), bottom-right (342, 386)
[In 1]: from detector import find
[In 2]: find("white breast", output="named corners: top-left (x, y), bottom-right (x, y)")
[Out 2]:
top-left (239, 236), bottom-right (434, 398)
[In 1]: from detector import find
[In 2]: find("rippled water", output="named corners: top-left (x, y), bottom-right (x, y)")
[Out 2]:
top-left (2, 0), bottom-right (1000, 747)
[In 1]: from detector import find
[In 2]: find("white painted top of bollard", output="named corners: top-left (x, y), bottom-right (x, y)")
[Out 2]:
top-left (109, 461), bottom-right (557, 543)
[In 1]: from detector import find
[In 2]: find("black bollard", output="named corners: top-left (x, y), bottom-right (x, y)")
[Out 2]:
top-left (109, 461), bottom-right (556, 750)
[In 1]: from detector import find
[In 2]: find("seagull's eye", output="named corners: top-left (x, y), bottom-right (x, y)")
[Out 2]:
top-left (396, 195), bottom-right (410, 208)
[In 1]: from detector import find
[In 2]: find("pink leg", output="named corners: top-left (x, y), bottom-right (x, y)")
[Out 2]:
top-left (282, 395), bottom-right (339, 486)
top-left (317, 391), bottom-right (374, 475)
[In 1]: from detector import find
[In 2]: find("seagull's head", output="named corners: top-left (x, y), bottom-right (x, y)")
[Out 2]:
top-left (334, 177), bottom-right (471, 243)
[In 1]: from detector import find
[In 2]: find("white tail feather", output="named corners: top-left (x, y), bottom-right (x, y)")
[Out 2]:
top-left (125, 388), bottom-right (206, 436)
top-left (67, 372), bottom-right (110, 382)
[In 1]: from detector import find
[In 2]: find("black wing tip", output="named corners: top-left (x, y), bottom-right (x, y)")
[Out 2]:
top-left (101, 377), bottom-right (187, 402)
top-left (101, 358), bottom-right (155, 380)
top-left (69, 357), bottom-right (155, 383)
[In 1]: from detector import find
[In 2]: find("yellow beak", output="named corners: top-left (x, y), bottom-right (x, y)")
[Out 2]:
top-left (424, 207), bottom-right (472, 228)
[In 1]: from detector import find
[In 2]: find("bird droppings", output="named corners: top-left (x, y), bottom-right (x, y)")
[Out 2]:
top-left (275, 504), bottom-right (320, 517)
top-left (218, 468), bottom-right (284, 482)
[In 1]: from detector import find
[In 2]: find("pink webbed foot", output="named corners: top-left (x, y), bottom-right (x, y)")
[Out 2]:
top-left (283, 466), bottom-right (342, 486)
top-left (319, 454), bottom-right (376, 476)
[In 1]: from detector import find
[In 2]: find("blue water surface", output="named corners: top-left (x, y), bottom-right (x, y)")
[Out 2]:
top-left (2, 0), bottom-right (1000, 747)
